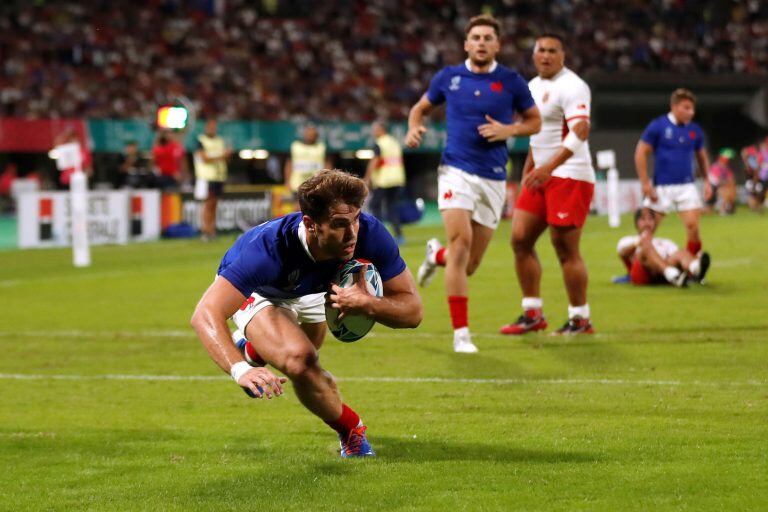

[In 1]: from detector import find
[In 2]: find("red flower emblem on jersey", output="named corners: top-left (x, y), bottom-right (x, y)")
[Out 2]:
top-left (443, 190), bottom-right (453, 200)
top-left (490, 81), bottom-right (503, 93)
top-left (689, 131), bottom-right (696, 140)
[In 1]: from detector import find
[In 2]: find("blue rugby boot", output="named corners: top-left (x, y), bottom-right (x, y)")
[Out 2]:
top-left (339, 425), bottom-right (376, 458)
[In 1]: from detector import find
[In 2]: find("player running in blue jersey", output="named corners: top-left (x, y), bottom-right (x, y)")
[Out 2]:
top-left (406, 14), bottom-right (541, 353)
top-left (635, 88), bottom-right (711, 259)
top-left (190, 169), bottom-right (422, 458)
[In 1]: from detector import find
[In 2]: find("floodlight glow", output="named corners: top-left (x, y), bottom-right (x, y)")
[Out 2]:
top-left (156, 106), bottom-right (189, 129)
top-left (239, 149), bottom-right (254, 159)
top-left (252, 149), bottom-right (269, 159)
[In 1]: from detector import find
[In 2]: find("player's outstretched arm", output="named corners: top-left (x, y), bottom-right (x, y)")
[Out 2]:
top-left (695, 147), bottom-right (712, 199)
top-left (405, 94), bottom-right (435, 148)
top-left (328, 265), bottom-right (423, 329)
top-left (190, 277), bottom-right (286, 398)
top-left (635, 140), bottom-right (657, 200)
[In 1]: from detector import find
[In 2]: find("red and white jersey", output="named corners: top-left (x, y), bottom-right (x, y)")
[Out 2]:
top-left (528, 67), bottom-right (595, 183)
top-left (617, 235), bottom-right (679, 260)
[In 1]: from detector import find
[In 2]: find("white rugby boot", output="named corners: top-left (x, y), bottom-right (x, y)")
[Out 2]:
top-left (417, 238), bottom-right (442, 287)
top-left (453, 327), bottom-right (478, 353)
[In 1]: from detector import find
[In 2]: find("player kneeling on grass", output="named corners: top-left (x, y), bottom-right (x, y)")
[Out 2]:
top-left (191, 169), bottom-right (422, 458)
top-left (616, 208), bottom-right (711, 287)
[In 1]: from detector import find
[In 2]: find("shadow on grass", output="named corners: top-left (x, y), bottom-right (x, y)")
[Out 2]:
top-left (368, 435), bottom-right (602, 464)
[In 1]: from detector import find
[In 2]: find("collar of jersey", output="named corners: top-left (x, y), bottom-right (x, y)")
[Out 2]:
top-left (540, 67), bottom-right (568, 82)
top-left (297, 222), bottom-right (315, 262)
top-left (667, 112), bottom-right (686, 126)
top-left (464, 59), bottom-right (498, 73)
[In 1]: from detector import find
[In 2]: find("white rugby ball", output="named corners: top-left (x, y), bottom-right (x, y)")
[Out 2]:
top-left (325, 259), bottom-right (383, 342)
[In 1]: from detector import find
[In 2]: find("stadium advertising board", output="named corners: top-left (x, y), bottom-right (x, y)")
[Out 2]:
top-left (17, 190), bottom-right (160, 248)
top-left (180, 190), bottom-right (273, 232)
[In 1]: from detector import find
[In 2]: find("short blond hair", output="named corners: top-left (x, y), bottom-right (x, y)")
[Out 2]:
top-left (297, 169), bottom-right (368, 222)
top-left (670, 88), bottom-right (696, 106)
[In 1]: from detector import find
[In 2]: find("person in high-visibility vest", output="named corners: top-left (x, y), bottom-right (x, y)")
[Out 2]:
top-left (364, 121), bottom-right (406, 245)
top-left (194, 119), bottom-right (232, 241)
top-left (284, 125), bottom-right (331, 198)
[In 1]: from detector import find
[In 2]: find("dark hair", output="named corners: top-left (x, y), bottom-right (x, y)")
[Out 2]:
top-left (670, 88), bottom-right (696, 106)
top-left (297, 169), bottom-right (368, 221)
top-left (634, 208), bottom-right (654, 227)
top-left (465, 14), bottom-right (501, 38)
top-left (537, 32), bottom-right (566, 49)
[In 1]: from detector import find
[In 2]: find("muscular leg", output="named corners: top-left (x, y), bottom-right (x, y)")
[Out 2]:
top-left (301, 322), bottom-right (327, 350)
top-left (511, 209), bottom-right (548, 298)
top-left (550, 225), bottom-right (588, 307)
top-left (636, 232), bottom-right (672, 275)
top-left (245, 307), bottom-right (341, 421)
top-left (466, 221), bottom-right (495, 276)
top-left (667, 249), bottom-right (694, 273)
top-left (441, 209), bottom-right (473, 296)
top-left (678, 208), bottom-right (701, 254)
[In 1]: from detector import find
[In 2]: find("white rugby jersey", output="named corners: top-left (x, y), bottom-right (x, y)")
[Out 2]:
top-left (528, 67), bottom-right (595, 183)
top-left (617, 235), bottom-right (679, 260)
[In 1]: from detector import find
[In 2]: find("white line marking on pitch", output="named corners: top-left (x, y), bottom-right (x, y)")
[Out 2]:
top-left (0, 373), bottom-right (764, 388)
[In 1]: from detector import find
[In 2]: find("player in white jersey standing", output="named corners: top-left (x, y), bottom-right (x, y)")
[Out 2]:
top-left (501, 34), bottom-right (596, 335)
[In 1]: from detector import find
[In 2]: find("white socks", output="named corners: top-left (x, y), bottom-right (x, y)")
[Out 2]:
top-left (568, 304), bottom-right (590, 320)
top-left (663, 266), bottom-right (681, 284)
top-left (522, 297), bottom-right (543, 310)
top-left (688, 258), bottom-right (701, 277)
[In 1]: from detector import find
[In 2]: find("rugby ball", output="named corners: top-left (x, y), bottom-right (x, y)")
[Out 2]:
top-left (325, 259), bottom-right (383, 342)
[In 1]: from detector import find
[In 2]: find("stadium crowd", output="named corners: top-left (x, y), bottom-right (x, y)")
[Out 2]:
top-left (1, 0), bottom-right (766, 122)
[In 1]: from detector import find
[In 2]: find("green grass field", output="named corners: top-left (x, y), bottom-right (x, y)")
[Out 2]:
top-left (1, 211), bottom-right (766, 511)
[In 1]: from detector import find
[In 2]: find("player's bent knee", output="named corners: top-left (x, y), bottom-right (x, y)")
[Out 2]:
top-left (281, 344), bottom-right (320, 380)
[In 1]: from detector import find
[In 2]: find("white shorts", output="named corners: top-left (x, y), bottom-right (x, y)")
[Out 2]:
top-left (437, 165), bottom-right (506, 229)
top-left (231, 291), bottom-right (326, 333)
top-left (642, 183), bottom-right (702, 214)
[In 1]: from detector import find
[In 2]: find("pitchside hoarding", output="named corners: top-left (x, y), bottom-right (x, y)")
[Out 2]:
top-left (17, 190), bottom-right (160, 248)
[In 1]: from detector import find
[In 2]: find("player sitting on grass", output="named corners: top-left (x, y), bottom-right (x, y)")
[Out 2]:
top-left (191, 169), bottom-right (422, 458)
top-left (616, 208), bottom-right (711, 287)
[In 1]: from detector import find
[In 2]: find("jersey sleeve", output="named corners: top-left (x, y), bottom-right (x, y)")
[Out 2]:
top-left (641, 120), bottom-right (660, 147)
top-left (218, 239), bottom-right (281, 298)
top-left (372, 143), bottom-right (381, 156)
top-left (511, 74), bottom-right (536, 113)
top-left (360, 216), bottom-right (407, 282)
top-left (562, 79), bottom-right (591, 127)
top-left (694, 125), bottom-right (705, 151)
top-left (616, 235), bottom-right (639, 254)
top-left (426, 68), bottom-right (446, 105)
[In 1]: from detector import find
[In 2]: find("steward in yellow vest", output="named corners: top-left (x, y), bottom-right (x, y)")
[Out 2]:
top-left (365, 121), bottom-right (406, 244)
top-left (285, 125), bottom-right (329, 193)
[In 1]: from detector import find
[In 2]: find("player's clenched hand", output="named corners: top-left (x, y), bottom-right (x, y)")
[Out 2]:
top-left (405, 126), bottom-right (427, 148)
top-left (327, 263), bottom-right (373, 321)
top-left (702, 180), bottom-right (713, 202)
top-left (522, 166), bottom-right (552, 189)
top-left (642, 181), bottom-right (658, 202)
top-left (478, 115), bottom-right (513, 142)
top-left (237, 367), bottom-right (286, 399)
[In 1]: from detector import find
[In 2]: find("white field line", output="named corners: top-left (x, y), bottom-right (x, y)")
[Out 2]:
top-left (0, 372), bottom-right (764, 388)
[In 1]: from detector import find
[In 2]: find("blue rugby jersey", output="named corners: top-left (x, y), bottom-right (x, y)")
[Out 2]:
top-left (426, 61), bottom-right (535, 180)
top-left (641, 114), bottom-right (705, 185)
top-left (218, 212), bottom-right (406, 300)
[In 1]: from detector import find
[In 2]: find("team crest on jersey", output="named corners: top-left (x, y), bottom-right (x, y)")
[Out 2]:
top-left (689, 130), bottom-right (696, 140)
top-left (542, 92), bottom-right (549, 103)
top-left (449, 76), bottom-right (461, 91)
top-left (443, 189), bottom-right (453, 200)
top-left (490, 81), bottom-right (503, 93)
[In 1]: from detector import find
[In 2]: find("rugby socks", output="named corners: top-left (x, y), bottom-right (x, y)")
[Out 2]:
top-left (663, 266), bottom-right (682, 284)
top-left (434, 247), bottom-right (447, 266)
top-left (568, 303), bottom-right (590, 320)
top-left (522, 297), bottom-right (543, 319)
top-left (326, 403), bottom-right (362, 436)
top-left (448, 295), bottom-right (468, 329)
top-left (686, 240), bottom-right (702, 255)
